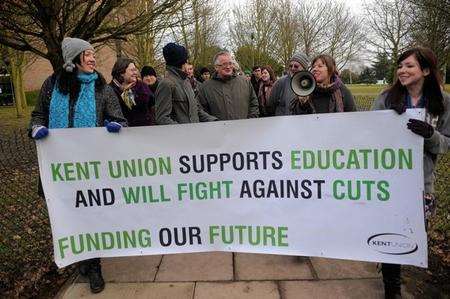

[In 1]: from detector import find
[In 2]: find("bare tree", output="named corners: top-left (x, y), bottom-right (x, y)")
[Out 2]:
top-left (273, 0), bottom-right (301, 68)
top-left (322, 3), bottom-right (365, 69)
top-left (407, 0), bottom-right (449, 80)
top-left (295, 1), bottom-right (333, 57)
top-left (364, 0), bottom-right (411, 78)
top-left (170, 0), bottom-right (223, 67)
top-left (229, 0), bottom-right (277, 67)
top-left (118, 0), bottom-right (180, 69)
top-left (0, 0), bottom-right (183, 70)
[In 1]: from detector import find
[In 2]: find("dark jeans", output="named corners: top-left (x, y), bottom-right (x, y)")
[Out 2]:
top-left (381, 195), bottom-right (432, 296)
top-left (381, 263), bottom-right (401, 294)
top-left (79, 258), bottom-right (101, 271)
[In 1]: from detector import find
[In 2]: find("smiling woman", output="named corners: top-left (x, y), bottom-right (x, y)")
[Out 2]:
top-left (110, 57), bottom-right (156, 126)
top-left (29, 37), bottom-right (128, 294)
top-left (372, 47), bottom-right (450, 298)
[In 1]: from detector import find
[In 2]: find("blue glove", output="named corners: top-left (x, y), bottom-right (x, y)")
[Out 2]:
top-left (104, 120), bottom-right (122, 133)
top-left (31, 125), bottom-right (49, 139)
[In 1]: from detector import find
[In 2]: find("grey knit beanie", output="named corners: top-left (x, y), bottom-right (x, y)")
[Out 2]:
top-left (61, 37), bottom-right (94, 72)
top-left (290, 52), bottom-right (310, 69)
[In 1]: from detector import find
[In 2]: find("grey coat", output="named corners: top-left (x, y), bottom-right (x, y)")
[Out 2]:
top-left (30, 74), bottom-right (127, 129)
top-left (372, 92), bottom-right (450, 194)
top-left (155, 66), bottom-right (217, 125)
top-left (197, 73), bottom-right (259, 120)
top-left (267, 74), bottom-right (295, 116)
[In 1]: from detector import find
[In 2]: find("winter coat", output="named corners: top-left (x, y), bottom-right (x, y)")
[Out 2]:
top-left (148, 80), bottom-right (159, 94)
top-left (155, 66), bottom-right (217, 125)
top-left (291, 78), bottom-right (356, 114)
top-left (110, 80), bottom-right (156, 127)
top-left (30, 72), bottom-right (127, 197)
top-left (197, 73), bottom-right (259, 120)
top-left (30, 73), bottom-right (127, 129)
top-left (257, 80), bottom-right (275, 117)
top-left (267, 74), bottom-right (296, 116)
top-left (372, 92), bottom-right (450, 194)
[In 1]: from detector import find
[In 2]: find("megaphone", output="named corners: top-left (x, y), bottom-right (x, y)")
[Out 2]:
top-left (290, 71), bottom-right (316, 96)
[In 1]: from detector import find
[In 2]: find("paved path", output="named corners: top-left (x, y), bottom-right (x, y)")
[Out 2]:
top-left (56, 253), bottom-right (412, 298)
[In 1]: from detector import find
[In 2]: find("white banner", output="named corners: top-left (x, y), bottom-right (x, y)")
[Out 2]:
top-left (36, 110), bottom-right (427, 268)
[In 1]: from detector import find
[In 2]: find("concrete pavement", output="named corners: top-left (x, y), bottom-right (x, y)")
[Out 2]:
top-left (56, 253), bottom-right (413, 298)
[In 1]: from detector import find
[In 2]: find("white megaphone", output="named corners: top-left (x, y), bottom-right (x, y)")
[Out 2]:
top-left (290, 71), bottom-right (316, 96)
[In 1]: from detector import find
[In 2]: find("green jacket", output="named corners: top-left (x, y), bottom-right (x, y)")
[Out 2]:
top-left (155, 66), bottom-right (217, 125)
top-left (197, 73), bottom-right (259, 120)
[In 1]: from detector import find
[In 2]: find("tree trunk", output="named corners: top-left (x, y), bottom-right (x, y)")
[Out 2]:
top-left (7, 48), bottom-right (26, 117)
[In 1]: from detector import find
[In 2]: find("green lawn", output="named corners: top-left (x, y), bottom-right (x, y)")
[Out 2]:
top-left (348, 84), bottom-right (450, 95)
top-left (347, 84), bottom-right (388, 95)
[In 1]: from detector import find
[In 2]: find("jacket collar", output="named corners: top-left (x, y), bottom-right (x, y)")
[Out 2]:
top-left (212, 71), bottom-right (236, 82)
top-left (167, 66), bottom-right (188, 80)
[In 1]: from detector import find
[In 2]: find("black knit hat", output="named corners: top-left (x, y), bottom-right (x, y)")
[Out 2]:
top-left (141, 66), bottom-right (157, 78)
top-left (200, 67), bottom-right (210, 75)
top-left (163, 43), bottom-right (189, 68)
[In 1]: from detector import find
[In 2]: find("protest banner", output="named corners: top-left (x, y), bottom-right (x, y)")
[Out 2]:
top-left (36, 110), bottom-right (427, 268)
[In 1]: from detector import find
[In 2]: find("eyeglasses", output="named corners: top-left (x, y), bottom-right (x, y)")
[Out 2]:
top-left (289, 63), bottom-right (301, 69)
top-left (216, 62), bottom-right (234, 68)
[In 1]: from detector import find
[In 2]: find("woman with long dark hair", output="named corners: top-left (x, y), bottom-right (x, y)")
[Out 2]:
top-left (290, 54), bottom-right (356, 114)
top-left (30, 37), bottom-right (127, 294)
top-left (372, 47), bottom-right (450, 298)
top-left (257, 65), bottom-right (276, 116)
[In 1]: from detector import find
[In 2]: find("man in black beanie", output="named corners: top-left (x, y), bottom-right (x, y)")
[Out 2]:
top-left (155, 42), bottom-right (217, 124)
top-left (141, 65), bottom-right (159, 94)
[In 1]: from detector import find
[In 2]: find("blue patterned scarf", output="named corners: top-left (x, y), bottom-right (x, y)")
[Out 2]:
top-left (49, 72), bottom-right (98, 128)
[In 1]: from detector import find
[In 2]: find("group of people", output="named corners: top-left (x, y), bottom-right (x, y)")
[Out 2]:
top-left (29, 37), bottom-right (449, 298)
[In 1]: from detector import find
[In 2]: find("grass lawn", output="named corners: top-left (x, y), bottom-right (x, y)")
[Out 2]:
top-left (347, 84), bottom-right (388, 95)
top-left (348, 84), bottom-right (450, 95)
top-left (0, 107), bottom-right (31, 133)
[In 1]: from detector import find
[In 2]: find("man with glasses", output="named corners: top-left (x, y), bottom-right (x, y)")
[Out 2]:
top-left (268, 52), bottom-right (310, 116)
top-left (197, 51), bottom-right (259, 120)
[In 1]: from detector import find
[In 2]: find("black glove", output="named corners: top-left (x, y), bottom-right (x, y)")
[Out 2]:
top-left (407, 119), bottom-right (434, 138)
top-left (391, 102), bottom-right (406, 115)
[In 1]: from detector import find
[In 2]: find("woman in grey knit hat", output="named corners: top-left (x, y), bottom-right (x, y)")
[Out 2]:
top-left (29, 37), bottom-right (127, 294)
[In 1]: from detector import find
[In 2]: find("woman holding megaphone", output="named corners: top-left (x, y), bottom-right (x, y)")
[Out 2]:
top-left (290, 54), bottom-right (356, 114)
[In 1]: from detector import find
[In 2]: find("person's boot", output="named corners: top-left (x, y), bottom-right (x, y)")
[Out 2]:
top-left (79, 261), bottom-right (89, 276)
top-left (88, 259), bottom-right (105, 293)
top-left (381, 263), bottom-right (402, 299)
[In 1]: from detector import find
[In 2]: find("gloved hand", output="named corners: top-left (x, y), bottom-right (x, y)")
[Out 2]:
top-left (391, 103), bottom-right (406, 115)
top-left (407, 119), bottom-right (434, 138)
top-left (104, 120), bottom-right (122, 133)
top-left (31, 125), bottom-right (49, 139)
